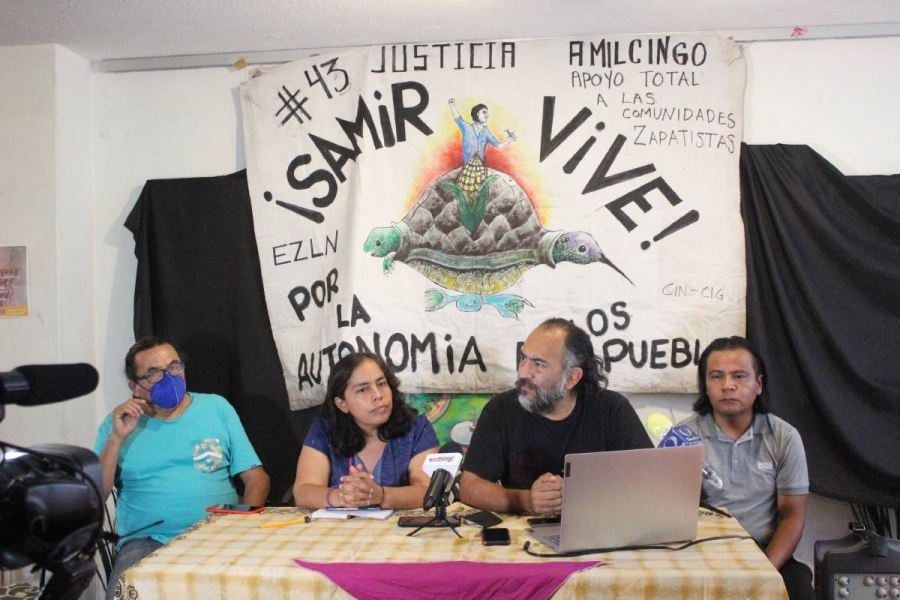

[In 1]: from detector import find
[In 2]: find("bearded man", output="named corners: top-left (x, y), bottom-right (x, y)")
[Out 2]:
top-left (459, 318), bottom-right (652, 515)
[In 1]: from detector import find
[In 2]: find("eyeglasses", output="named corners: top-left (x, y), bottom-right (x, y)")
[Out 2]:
top-left (135, 361), bottom-right (184, 389)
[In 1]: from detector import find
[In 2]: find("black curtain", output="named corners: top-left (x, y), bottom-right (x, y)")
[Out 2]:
top-left (740, 144), bottom-right (900, 507)
top-left (125, 170), bottom-right (317, 504)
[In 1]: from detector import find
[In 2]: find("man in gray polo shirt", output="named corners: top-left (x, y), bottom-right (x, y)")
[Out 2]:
top-left (678, 336), bottom-right (812, 600)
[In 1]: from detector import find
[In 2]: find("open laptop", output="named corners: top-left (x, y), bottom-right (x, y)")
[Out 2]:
top-left (527, 445), bottom-right (704, 553)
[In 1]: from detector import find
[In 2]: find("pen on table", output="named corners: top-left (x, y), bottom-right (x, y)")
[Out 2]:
top-left (260, 516), bottom-right (310, 529)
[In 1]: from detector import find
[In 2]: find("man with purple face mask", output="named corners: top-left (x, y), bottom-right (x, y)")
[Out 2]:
top-left (459, 319), bottom-right (652, 515)
top-left (95, 337), bottom-right (269, 600)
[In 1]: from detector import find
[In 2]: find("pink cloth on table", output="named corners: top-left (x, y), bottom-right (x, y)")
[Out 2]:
top-left (293, 559), bottom-right (602, 600)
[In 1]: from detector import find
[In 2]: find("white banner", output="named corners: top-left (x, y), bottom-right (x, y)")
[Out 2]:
top-left (241, 34), bottom-right (747, 409)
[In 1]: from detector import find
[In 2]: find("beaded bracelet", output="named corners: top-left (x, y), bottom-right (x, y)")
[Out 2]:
top-left (378, 483), bottom-right (386, 506)
top-left (325, 485), bottom-right (339, 508)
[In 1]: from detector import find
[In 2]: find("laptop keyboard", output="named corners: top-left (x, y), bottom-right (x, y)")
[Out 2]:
top-left (544, 534), bottom-right (561, 546)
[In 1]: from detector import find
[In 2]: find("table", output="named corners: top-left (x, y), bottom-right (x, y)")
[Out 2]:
top-left (120, 505), bottom-right (788, 599)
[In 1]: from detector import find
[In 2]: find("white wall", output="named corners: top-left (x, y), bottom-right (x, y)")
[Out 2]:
top-left (0, 44), bottom-right (95, 449)
top-left (744, 36), bottom-right (900, 174)
top-left (0, 45), bottom-right (59, 401)
top-left (4, 34), bottom-right (898, 580)
top-left (92, 66), bottom-right (250, 412)
top-left (0, 42), bottom-right (95, 593)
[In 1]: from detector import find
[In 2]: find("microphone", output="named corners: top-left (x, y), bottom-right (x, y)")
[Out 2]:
top-left (0, 364), bottom-right (99, 406)
top-left (658, 425), bottom-right (724, 489)
top-left (421, 453), bottom-right (463, 511)
top-left (423, 469), bottom-right (452, 511)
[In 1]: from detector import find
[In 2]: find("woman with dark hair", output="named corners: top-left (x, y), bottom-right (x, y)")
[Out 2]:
top-left (293, 353), bottom-right (439, 510)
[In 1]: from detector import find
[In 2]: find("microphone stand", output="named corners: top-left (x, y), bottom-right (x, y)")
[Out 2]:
top-left (406, 489), bottom-right (462, 538)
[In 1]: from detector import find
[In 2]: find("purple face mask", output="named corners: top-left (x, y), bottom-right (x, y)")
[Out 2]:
top-left (150, 372), bottom-right (186, 410)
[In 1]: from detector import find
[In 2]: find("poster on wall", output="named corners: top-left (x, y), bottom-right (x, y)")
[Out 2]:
top-left (0, 246), bottom-right (29, 318)
top-left (241, 33), bottom-right (747, 409)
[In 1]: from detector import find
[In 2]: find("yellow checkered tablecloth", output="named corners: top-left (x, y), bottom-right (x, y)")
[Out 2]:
top-left (120, 505), bottom-right (788, 599)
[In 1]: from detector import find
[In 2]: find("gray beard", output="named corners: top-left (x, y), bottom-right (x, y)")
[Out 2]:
top-left (516, 376), bottom-right (568, 415)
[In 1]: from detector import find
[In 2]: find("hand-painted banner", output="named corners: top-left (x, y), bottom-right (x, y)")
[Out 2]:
top-left (240, 34), bottom-right (747, 409)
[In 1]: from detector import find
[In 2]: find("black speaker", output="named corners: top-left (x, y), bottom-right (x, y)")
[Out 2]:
top-left (814, 524), bottom-right (900, 600)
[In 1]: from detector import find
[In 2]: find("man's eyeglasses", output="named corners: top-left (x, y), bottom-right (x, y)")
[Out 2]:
top-left (134, 361), bottom-right (185, 389)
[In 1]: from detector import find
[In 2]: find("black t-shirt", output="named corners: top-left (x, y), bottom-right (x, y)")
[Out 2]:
top-left (462, 388), bottom-right (653, 489)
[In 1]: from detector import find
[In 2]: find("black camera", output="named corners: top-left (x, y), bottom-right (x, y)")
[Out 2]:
top-left (1, 364), bottom-right (103, 600)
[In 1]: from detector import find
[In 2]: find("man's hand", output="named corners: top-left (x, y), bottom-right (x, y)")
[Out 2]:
top-left (111, 397), bottom-right (149, 440)
top-left (99, 397), bottom-right (149, 500)
top-left (529, 473), bottom-right (564, 515)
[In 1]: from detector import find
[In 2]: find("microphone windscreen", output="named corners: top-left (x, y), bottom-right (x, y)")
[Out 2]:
top-left (12, 363), bottom-right (99, 406)
top-left (657, 425), bottom-right (702, 448)
top-left (657, 425), bottom-right (724, 489)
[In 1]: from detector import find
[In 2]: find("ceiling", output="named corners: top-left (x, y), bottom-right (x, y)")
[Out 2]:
top-left (2, 0), bottom-right (900, 63)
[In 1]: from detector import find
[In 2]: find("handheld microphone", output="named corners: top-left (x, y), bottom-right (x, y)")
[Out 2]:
top-left (0, 364), bottom-right (99, 406)
top-left (421, 453), bottom-right (463, 511)
top-left (658, 425), bottom-right (724, 489)
top-left (423, 469), bottom-right (452, 511)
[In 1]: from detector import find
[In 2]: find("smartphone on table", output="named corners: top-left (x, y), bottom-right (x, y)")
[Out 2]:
top-left (481, 527), bottom-right (511, 546)
top-left (462, 510), bottom-right (503, 529)
top-left (397, 515), bottom-right (462, 527)
top-left (206, 504), bottom-right (265, 514)
top-left (526, 516), bottom-right (560, 528)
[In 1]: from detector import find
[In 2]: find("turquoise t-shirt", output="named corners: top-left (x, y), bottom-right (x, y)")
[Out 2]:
top-left (94, 393), bottom-right (262, 548)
